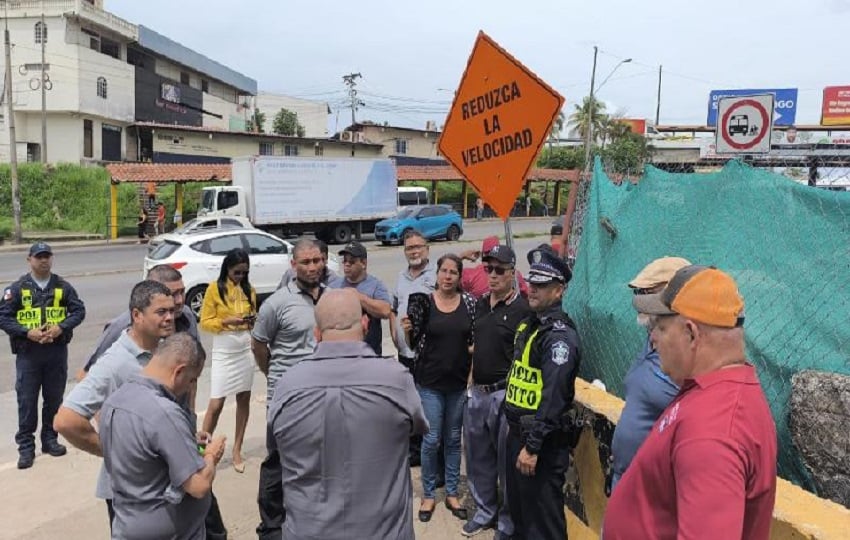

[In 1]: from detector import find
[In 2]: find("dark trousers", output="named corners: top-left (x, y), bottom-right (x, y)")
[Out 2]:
top-left (256, 430), bottom-right (285, 540)
top-left (15, 345), bottom-right (67, 454)
top-left (109, 493), bottom-right (227, 539)
top-left (505, 428), bottom-right (570, 540)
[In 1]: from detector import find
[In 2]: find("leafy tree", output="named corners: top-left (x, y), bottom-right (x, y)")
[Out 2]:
top-left (568, 96), bottom-right (607, 142)
top-left (272, 108), bottom-right (305, 137)
top-left (246, 108), bottom-right (265, 133)
top-left (600, 132), bottom-right (652, 175)
top-left (538, 146), bottom-right (585, 170)
top-left (550, 109), bottom-right (566, 140)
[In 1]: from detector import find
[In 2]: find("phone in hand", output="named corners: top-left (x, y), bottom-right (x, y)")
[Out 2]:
top-left (241, 314), bottom-right (256, 323)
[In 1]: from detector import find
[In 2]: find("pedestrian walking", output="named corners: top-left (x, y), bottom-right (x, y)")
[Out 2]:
top-left (503, 245), bottom-right (580, 540)
top-left (402, 253), bottom-right (476, 523)
top-left (269, 289), bottom-right (429, 539)
top-left (100, 333), bottom-right (226, 540)
top-left (0, 242), bottom-right (86, 470)
top-left (476, 197), bottom-right (485, 220)
top-left (251, 239), bottom-right (326, 540)
top-left (54, 280), bottom-right (176, 530)
top-left (137, 207), bottom-right (147, 243)
top-left (609, 257), bottom-right (688, 492)
top-left (604, 265), bottom-right (777, 539)
top-left (155, 202), bottom-right (166, 235)
top-left (328, 241), bottom-right (391, 354)
top-left (462, 244), bottom-right (531, 538)
top-left (199, 248), bottom-right (257, 474)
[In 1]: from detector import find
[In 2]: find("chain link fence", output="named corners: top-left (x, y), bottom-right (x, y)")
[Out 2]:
top-left (563, 153), bottom-right (850, 493)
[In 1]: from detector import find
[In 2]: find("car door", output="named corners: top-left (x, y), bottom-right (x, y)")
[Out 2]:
top-left (416, 206), bottom-right (437, 237)
top-left (242, 232), bottom-right (290, 294)
top-left (430, 205), bottom-right (452, 237)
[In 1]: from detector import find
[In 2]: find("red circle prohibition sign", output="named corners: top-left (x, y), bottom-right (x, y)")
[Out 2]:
top-left (720, 99), bottom-right (770, 150)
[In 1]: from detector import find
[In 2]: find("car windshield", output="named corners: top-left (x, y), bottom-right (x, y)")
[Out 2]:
top-left (173, 218), bottom-right (200, 234)
top-left (396, 208), bottom-right (416, 219)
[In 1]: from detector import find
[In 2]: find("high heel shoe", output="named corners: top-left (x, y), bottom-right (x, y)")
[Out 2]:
top-left (445, 499), bottom-right (468, 520)
top-left (418, 500), bottom-right (435, 522)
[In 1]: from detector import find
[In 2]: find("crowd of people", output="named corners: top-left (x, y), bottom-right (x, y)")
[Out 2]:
top-left (0, 232), bottom-right (779, 540)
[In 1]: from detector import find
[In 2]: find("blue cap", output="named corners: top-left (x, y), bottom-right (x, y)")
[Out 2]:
top-left (29, 242), bottom-right (52, 256)
top-left (526, 244), bottom-right (570, 284)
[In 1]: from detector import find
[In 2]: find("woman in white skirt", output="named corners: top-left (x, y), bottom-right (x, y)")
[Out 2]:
top-left (200, 248), bottom-right (257, 473)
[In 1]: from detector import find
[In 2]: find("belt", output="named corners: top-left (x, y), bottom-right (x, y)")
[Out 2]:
top-left (473, 380), bottom-right (507, 394)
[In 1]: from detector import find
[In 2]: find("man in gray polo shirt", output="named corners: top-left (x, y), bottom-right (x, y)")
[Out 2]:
top-left (390, 230), bottom-right (436, 370)
top-left (54, 280), bottom-right (176, 528)
top-left (252, 238), bottom-right (325, 540)
top-left (329, 240), bottom-right (391, 354)
top-left (270, 288), bottom-right (428, 540)
top-left (100, 333), bottom-right (226, 540)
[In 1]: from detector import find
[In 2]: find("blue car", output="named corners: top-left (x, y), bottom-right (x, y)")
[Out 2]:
top-left (375, 204), bottom-right (464, 245)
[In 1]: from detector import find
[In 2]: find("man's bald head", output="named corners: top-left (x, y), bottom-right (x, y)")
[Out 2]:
top-left (314, 289), bottom-right (366, 342)
top-left (143, 333), bottom-right (206, 397)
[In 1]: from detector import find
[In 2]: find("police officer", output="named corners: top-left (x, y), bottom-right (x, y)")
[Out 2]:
top-left (503, 245), bottom-right (580, 540)
top-left (0, 242), bottom-right (85, 469)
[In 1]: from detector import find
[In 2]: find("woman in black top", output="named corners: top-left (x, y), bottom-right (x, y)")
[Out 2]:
top-left (403, 253), bottom-right (475, 523)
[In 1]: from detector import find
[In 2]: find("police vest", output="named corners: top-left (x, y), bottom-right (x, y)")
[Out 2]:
top-left (506, 321), bottom-right (543, 411)
top-left (16, 287), bottom-right (66, 330)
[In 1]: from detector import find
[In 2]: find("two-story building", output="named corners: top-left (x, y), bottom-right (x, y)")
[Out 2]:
top-left (342, 121), bottom-right (442, 159)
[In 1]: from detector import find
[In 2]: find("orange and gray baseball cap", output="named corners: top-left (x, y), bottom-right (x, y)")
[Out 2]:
top-left (638, 265), bottom-right (745, 328)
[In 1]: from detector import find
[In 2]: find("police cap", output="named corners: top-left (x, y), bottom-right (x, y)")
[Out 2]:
top-left (526, 244), bottom-right (571, 284)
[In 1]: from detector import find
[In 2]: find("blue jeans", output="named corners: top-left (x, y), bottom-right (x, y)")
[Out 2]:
top-left (418, 386), bottom-right (466, 499)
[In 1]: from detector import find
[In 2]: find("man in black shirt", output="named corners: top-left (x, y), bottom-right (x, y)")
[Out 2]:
top-left (462, 244), bottom-right (531, 538)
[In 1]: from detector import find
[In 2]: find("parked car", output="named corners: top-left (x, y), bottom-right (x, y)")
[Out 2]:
top-left (143, 228), bottom-right (339, 319)
top-left (148, 215), bottom-right (254, 252)
top-left (374, 204), bottom-right (463, 245)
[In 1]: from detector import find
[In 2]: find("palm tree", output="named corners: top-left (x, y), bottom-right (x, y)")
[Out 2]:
top-left (568, 96), bottom-right (608, 143)
top-left (599, 112), bottom-right (631, 149)
top-left (550, 110), bottom-right (566, 140)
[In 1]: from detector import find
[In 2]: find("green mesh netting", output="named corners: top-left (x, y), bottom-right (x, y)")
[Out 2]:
top-left (564, 158), bottom-right (850, 491)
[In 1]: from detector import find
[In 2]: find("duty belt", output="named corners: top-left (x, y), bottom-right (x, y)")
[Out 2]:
top-left (473, 380), bottom-right (507, 393)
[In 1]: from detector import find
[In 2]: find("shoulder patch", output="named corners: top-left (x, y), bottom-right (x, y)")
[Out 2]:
top-left (552, 320), bottom-right (567, 330)
top-left (550, 341), bottom-right (570, 365)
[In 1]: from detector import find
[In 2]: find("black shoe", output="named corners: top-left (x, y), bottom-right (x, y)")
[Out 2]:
top-left (445, 500), bottom-right (468, 521)
top-left (461, 520), bottom-right (494, 537)
top-left (418, 501), bottom-right (435, 523)
top-left (17, 453), bottom-right (34, 469)
top-left (43, 441), bottom-right (67, 457)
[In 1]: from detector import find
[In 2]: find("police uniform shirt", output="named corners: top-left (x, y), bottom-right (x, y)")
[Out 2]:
top-left (472, 290), bottom-right (531, 385)
top-left (100, 374), bottom-right (209, 539)
top-left (504, 304), bottom-right (581, 453)
top-left (0, 273), bottom-right (85, 345)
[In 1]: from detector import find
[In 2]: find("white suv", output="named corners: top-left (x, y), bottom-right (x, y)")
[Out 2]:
top-left (143, 229), bottom-right (337, 319)
top-left (148, 215), bottom-right (254, 252)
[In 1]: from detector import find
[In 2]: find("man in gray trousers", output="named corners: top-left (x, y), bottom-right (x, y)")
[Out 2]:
top-left (462, 245), bottom-right (531, 538)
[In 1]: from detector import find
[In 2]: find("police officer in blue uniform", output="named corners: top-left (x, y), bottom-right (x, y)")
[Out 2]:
top-left (503, 245), bottom-right (580, 540)
top-left (0, 242), bottom-right (85, 469)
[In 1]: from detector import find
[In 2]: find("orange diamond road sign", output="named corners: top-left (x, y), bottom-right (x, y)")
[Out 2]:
top-left (438, 31), bottom-right (565, 220)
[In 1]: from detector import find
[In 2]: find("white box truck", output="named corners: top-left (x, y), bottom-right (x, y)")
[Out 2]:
top-left (198, 156), bottom-right (398, 244)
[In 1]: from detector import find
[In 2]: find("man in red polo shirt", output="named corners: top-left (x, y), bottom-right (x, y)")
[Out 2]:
top-left (603, 265), bottom-right (777, 540)
top-left (461, 236), bottom-right (528, 299)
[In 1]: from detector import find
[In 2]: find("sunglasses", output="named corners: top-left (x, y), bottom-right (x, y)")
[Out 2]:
top-left (484, 265), bottom-right (512, 276)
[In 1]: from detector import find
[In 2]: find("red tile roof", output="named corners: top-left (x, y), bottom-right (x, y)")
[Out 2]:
top-left (396, 165), bottom-right (579, 183)
top-left (106, 163), bottom-right (232, 184)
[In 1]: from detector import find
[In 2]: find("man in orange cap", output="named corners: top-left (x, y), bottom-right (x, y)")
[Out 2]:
top-left (604, 265), bottom-right (777, 540)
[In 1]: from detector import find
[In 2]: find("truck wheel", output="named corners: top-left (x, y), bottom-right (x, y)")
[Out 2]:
top-left (332, 224), bottom-right (352, 244)
top-left (186, 286), bottom-right (206, 321)
top-left (446, 225), bottom-right (461, 241)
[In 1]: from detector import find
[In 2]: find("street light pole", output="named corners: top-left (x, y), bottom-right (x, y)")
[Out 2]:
top-left (655, 64), bottom-right (663, 126)
top-left (583, 46), bottom-right (598, 169)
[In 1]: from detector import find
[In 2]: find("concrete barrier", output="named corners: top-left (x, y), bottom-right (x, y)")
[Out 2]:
top-left (565, 378), bottom-right (850, 539)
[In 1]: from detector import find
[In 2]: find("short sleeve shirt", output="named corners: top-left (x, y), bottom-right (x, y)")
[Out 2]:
top-left (392, 262), bottom-right (437, 358)
top-left (100, 375), bottom-right (209, 540)
top-left (62, 330), bottom-right (153, 499)
top-left (252, 279), bottom-right (322, 401)
top-left (328, 274), bottom-right (391, 355)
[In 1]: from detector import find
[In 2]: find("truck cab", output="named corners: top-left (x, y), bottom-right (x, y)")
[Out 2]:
top-left (199, 186), bottom-right (248, 217)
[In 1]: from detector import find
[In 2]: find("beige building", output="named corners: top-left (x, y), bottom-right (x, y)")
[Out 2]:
top-left (344, 121), bottom-right (442, 159)
top-left (255, 92), bottom-right (330, 138)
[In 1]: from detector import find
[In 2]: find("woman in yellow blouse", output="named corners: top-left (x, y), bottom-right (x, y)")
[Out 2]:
top-left (200, 248), bottom-right (257, 473)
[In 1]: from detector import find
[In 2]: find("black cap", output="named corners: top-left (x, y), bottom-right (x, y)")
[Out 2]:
top-left (29, 242), bottom-right (52, 257)
top-left (482, 244), bottom-right (516, 265)
top-left (526, 244), bottom-right (571, 284)
top-left (338, 241), bottom-right (367, 259)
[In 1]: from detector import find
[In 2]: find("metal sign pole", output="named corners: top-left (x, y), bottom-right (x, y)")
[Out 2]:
top-left (504, 217), bottom-right (520, 291)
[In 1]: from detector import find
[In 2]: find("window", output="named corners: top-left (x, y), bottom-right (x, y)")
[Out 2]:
top-left (83, 119), bottom-right (93, 158)
top-left (395, 139), bottom-right (408, 154)
top-left (221, 218), bottom-right (246, 228)
top-left (418, 207), bottom-right (435, 218)
top-left (100, 37), bottom-right (120, 59)
top-left (244, 233), bottom-right (286, 255)
top-left (217, 191), bottom-right (240, 212)
top-left (259, 142), bottom-right (274, 156)
top-left (96, 77), bottom-right (107, 99)
top-left (314, 144), bottom-right (324, 156)
top-left (195, 234), bottom-right (243, 256)
top-left (432, 206), bottom-right (450, 216)
top-left (283, 144), bottom-right (299, 156)
top-left (34, 22), bottom-right (47, 44)
top-left (201, 79), bottom-right (209, 93)
top-left (180, 72), bottom-right (190, 85)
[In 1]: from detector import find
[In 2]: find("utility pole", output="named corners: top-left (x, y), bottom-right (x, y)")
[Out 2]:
top-left (40, 5), bottom-right (47, 162)
top-left (5, 5), bottom-right (22, 243)
top-left (655, 64), bottom-right (663, 126)
top-left (583, 46), bottom-right (598, 170)
top-left (342, 72), bottom-right (363, 156)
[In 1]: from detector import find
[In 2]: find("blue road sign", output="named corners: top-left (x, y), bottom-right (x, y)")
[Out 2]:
top-left (707, 88), bottom-right (798, 126)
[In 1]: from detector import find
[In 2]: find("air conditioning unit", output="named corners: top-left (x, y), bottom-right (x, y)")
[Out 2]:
top-left (354, 132), bottom-right (367, 143)
top-left (341, 130), bottom-right (354, 142)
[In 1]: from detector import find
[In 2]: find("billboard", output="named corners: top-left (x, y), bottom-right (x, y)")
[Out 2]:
top-left (616, 118), bottom-right (646, 136)
top-left (135, 67), bottom-right (202, 126)
top-left (821, 86), bottom-right (850, 126)
top-left (707, 88), bottom-right (797, 126)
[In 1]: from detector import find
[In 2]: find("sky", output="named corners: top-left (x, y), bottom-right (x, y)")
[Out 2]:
top-left (108, 0), bottom-right (850, 134)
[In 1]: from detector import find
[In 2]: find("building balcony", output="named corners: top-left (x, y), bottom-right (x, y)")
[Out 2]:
top-left (6, 0), bottom-right (137, 40)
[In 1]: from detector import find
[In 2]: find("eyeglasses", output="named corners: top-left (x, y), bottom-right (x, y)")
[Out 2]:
top-left (484, 265), bottom-right (512, 275)
top-left (404, 244), bottom-right (427, 252)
